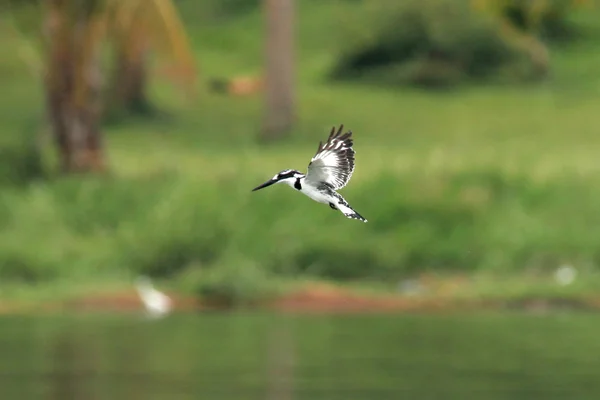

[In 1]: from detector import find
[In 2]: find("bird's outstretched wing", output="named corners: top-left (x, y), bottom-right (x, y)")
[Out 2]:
top-left (305, 124), bottom-right (355, 190)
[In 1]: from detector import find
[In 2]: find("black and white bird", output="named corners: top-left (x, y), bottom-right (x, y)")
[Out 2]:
top-left (252, 125), bottom-right (367, 222)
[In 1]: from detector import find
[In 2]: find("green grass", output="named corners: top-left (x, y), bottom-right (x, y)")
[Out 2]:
top-left (1, 1), bottom-right (600, 304)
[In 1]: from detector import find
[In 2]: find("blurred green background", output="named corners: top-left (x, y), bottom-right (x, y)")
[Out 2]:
top-left (1, 0), bottom-right (599, 302)
top-left (3, 1), bottom-right (600, 399)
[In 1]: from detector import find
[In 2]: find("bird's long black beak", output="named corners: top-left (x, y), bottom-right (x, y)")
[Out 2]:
top-left (252, 178), bottom-right (277, 192)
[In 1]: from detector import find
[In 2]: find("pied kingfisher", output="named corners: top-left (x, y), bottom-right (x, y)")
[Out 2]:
top-left (252, 124), bottom-right (367, 222)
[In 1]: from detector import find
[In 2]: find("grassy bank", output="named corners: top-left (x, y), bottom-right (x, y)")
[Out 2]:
top-left (0, 1), bottom-right (600, 304)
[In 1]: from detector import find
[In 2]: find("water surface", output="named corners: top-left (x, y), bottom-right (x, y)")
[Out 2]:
top-left (0, 312), bottom-right (598, 399)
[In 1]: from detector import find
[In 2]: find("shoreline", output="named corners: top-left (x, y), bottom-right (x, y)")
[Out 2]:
top-left (1, 279), bottom-right (598, 315)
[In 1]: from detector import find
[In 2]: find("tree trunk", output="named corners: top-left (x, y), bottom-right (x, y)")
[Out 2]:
top-left (112, 29), bottom-right (150, 114)
top-left (262, 0), bottom-right (295, 140)
top-left (44, 0), bottom-right (105, 174)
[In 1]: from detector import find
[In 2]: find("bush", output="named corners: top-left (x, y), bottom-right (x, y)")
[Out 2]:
top-left (1, 164), bottom-right (599, 285)
top-left (191, 257), bottom-right (279, 307)
top-left (0, 136), bottom-right (45, 187)
top-left (498, 0), bottom-right (585, 41)
top-left (0, 251), bottom-right (56, 283)
top-left (331, 0), bottom-right (537, 88)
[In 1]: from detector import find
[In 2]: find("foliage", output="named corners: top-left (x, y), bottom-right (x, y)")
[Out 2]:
top-left (1, 0), bottom-right (198, 174)
top-left (0, 0), bottom-right (600, 294)
top-left (209, 0), bottom-right (260, 17)
top-left (106, 0), bottom-right (198, 92)
top-left (1, 148), bottom-right (600, 285)
top-left (4, 0), bottom-right (198, 86)
top-left (191, 257), bottom-right (280, 307)
top-left (473, 0), bottom-right (592, 41)
top-left (0, 136), bottom-right (44, 187)
top-left (331, 0), bottom-right (537, 88)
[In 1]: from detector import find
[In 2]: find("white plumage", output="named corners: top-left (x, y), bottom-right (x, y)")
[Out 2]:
top-left (135, 276), bottom-right (173, 318)
top-left (306, 127), bottom-right (355, 190)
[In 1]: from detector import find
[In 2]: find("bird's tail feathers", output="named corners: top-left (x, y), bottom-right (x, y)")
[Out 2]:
top-left (337, 202), bottom-right (367, 223)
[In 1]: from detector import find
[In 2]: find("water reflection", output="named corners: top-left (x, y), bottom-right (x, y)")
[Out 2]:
top-left (49, 328), bottom-right (98, 400)
top-left (0, 312), bottom-right (598, 399)
top-left (266, 321), bottom-right (295, 400)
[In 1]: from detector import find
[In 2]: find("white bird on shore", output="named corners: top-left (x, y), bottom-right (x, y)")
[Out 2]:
top-left (554, 265), bottom-right (577, 286)
top-left (135, 276), bottom-right (173, 318)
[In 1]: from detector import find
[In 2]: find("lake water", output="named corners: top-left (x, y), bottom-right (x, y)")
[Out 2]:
top-left (0, 312), bottom-right (599, 399)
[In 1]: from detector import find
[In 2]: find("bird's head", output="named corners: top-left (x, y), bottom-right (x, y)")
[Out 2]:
top-left (252, 169), bottom-right (304, 191)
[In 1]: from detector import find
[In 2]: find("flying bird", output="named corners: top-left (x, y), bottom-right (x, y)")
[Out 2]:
top-left (252, 124), bottom-right (366, 222)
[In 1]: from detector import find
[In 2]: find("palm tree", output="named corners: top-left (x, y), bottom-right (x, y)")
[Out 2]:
top-left (35, 0), bottom-right (197, 173)
top-left (111, 10), bottom-right (150, 114)
top-left (43, 0), bottom-right (106, 172)
top-left (109, 0), bottom-right (197, 115)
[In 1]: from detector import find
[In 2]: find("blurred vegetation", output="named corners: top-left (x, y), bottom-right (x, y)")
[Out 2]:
top-left (476, 0), bottom-right (591, 41)
top-left (0, 0), bottom-right (599, 302)
top-left (2, 162), bottom-right (599, 285)
top-left (332, 0), bottom-right (590, 87)
top-left (2, 0), bottom-right (197, 173)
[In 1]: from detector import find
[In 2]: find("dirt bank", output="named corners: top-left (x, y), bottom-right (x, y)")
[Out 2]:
top-left (7, 282), bottom-right (598, 315)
